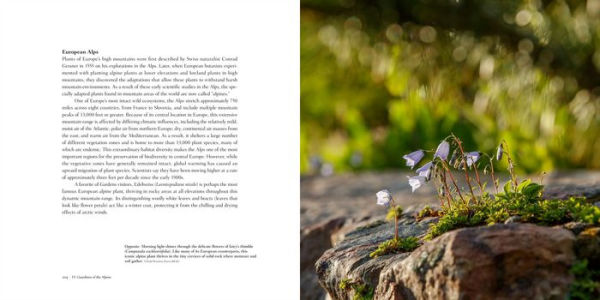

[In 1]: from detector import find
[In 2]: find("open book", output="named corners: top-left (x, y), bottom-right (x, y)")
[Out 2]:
top-left (3, 1), bottom-right (600, 300)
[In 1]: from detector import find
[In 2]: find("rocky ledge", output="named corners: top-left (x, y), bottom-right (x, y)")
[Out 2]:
top-left (315, 214), bottom-right (600, 300)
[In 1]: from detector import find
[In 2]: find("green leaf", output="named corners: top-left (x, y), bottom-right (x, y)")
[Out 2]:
top-left (503, 180), bottom-right (512, 194)
top-left (522, 183), bottom-right (543, 198)
top-left (386, 205), bottom-right (403, 221)
top-left (517, 179), bottom-right (531, 192)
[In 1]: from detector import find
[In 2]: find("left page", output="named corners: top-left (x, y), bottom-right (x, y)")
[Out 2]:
top-left (0, 1), bottom-right (299, 300)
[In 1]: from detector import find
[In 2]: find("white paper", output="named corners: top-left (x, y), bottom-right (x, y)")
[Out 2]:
top-left (0, 1), bottom-right (299, 299)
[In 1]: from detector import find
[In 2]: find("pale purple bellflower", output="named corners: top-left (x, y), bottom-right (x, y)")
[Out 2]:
top-left (416, 161), bottom-right (433, 181)
top-left (407, 176), bottom-right (426, 192)
top-left (434, 141), bottom-right (450, 161)
top-left (402, 150), bottom-right (425, 169)
top-left (376, 189), bottom-right (393, 207)
top-left (465, 152), bottom-right (481, 167)
top-left (496, 144), bottom-right (503, 161)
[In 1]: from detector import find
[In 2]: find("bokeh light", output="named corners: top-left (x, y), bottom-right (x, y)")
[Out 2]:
top-left (301, 0), bottom-right (600, 174)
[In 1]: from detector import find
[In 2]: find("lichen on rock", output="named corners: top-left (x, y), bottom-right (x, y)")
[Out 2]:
top-left (315, 215), bottom-right (434, 300)
top-left (316, 219), bottom-right (577, 300)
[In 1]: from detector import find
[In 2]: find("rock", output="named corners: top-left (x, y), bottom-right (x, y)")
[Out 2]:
top-left (301, 217), bottom-right (347, 300)
top-left (315, 221), bottom-right (576, 300)
top-left (301, 171), bottom-right (442, 227)
top-left (575, 227), bottom-right (600, 268)
top-left (303, 172), bottom-right (600, 299)
top-left (558, 221), bottom-right (593, 235)
top-left (315, 215), bottom-right (436, 300)
top-left (375, 224), bottom-right (575, 300)
top-left (504, 215), bottom-right (522, 224)
top-left (543, 184), bottom-right (600, 201)
top-left (302, 217), bottom-right (347, 271)
top-left (331, 218), bottom-right (383, 247)
top-left (301, 269), bottom-right (328, 300)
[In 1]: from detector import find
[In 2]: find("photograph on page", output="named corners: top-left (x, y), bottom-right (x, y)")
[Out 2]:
top-left (300, 1), bottom-right (600, 299)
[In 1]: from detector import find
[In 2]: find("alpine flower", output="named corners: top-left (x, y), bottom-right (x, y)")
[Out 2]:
top-left (434, 141), bottom-right (450, 161)
top-left (465, 152), bottom-right (481, 167)
top-left (376, 189), bottom-right (393, 207)
top-left (407, 176), bottom-right (426, 192)
top-left (402, 150), bottom-right (425, 169)
top-left (496, 144), bottom-right (503, 161)
top-left (416, 162), bottom-right (433, 181)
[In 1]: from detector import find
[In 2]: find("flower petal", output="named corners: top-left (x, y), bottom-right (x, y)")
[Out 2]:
top-left (402, 150), bottom-right (425, 169)
top-left (465, 151), bottom-right (481, 167)
top-left (376, 189), bottom-right (392, 207)
top-left (408, 176), bottom-right (427, 192)
top-left (496, 144), bottom-right (503, 161)
top-left (434, 141), bottom-right (450, 161)
top-left (416, 162), bottom-right (433, 180)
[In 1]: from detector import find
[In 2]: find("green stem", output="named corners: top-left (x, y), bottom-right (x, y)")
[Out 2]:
top-left (440, 160), bottom-right (464, 204)
top-left (432, 172), bottom-right (447, 208)
top-left (394, 214), bottom-right (398, 240)
top-left (451, 134), bottom-right (477, 202)
top-left (502, 140), bottom-right (518, 189)
top-left (473, 163), bottom-right (484, 196)
top-left (489, 158), bottom-right (499, 194)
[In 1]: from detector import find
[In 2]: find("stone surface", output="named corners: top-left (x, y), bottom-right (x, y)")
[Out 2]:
top-left (543, 184), bottom-right (600, 201)
top-left (575, 227), bottom-right (600, 268)
top-left (301, 171), bottom-right (600, 300)
top-left (301, 217), bottom-right (348, 300)
top-left (504, 215), bottom-right (522, 224)
top-left (557, 221), bottom-right (593, 235)
top-left (330, 205), bottom-right (435, 247)
top-left (375, 223), bottom-right (575, 300)
top-left (301, 217), bottom-right (347, 271)
top-left (315, 221), bottom-right (575, 300)
top-left (301, 171), bottom-right (442, 228)
top-left (302, 269), bottom-right (329, 300)
top-left (315, 216), bottom-right (436, 300)
top-left (302, 170), bottom-right (600, 227)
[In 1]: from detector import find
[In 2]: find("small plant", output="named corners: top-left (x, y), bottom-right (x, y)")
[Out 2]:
top-left (369, 236), bottom-right (419, 258)
top-left (395, 135), bottom-right (600, 240)
top-left (402, 135), bottom-right (508, 206)
top-left (417, 205), bottom-right (441, 220)
top-left (339, 278), bottom-right (351, 290)
top-left (338, 278), bottom-right (374, 300)
top-left (352, 283), bottom-right (374, 300)
top-left (373, 190), bottom-right (418, 257)
top-left (424, 181), bottom-right (600, 240)
top-left (569, 259), bottom-right (600, 300)
top-left (375, 190), bottom-right (403, 240)
top-left (366, 134), bottom-right (600, 298)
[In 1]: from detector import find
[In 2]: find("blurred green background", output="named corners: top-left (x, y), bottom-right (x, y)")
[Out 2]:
top-left (301, 0), bottom-right (600, 175)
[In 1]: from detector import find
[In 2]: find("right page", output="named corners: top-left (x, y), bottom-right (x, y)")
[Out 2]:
top-left (300, 1), bottom-right (600, 299)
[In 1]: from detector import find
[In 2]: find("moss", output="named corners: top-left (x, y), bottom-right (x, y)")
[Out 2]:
top-left (569, 259), bottom-right (600, 299)
top-left (425, 180), bottom-right (600, 240)
top-left (417, 205), bottom-right (441, 220)
top-left (386, 205), bottom-right (403, 221)
top-left (339, 278), bottom-right (351, 290)
top-left (352, 283), bottom-right (374, 300)
top-left (338, 278), bottom-right (374, 300)
top-left (370, 237), bottom-right (420, 258)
